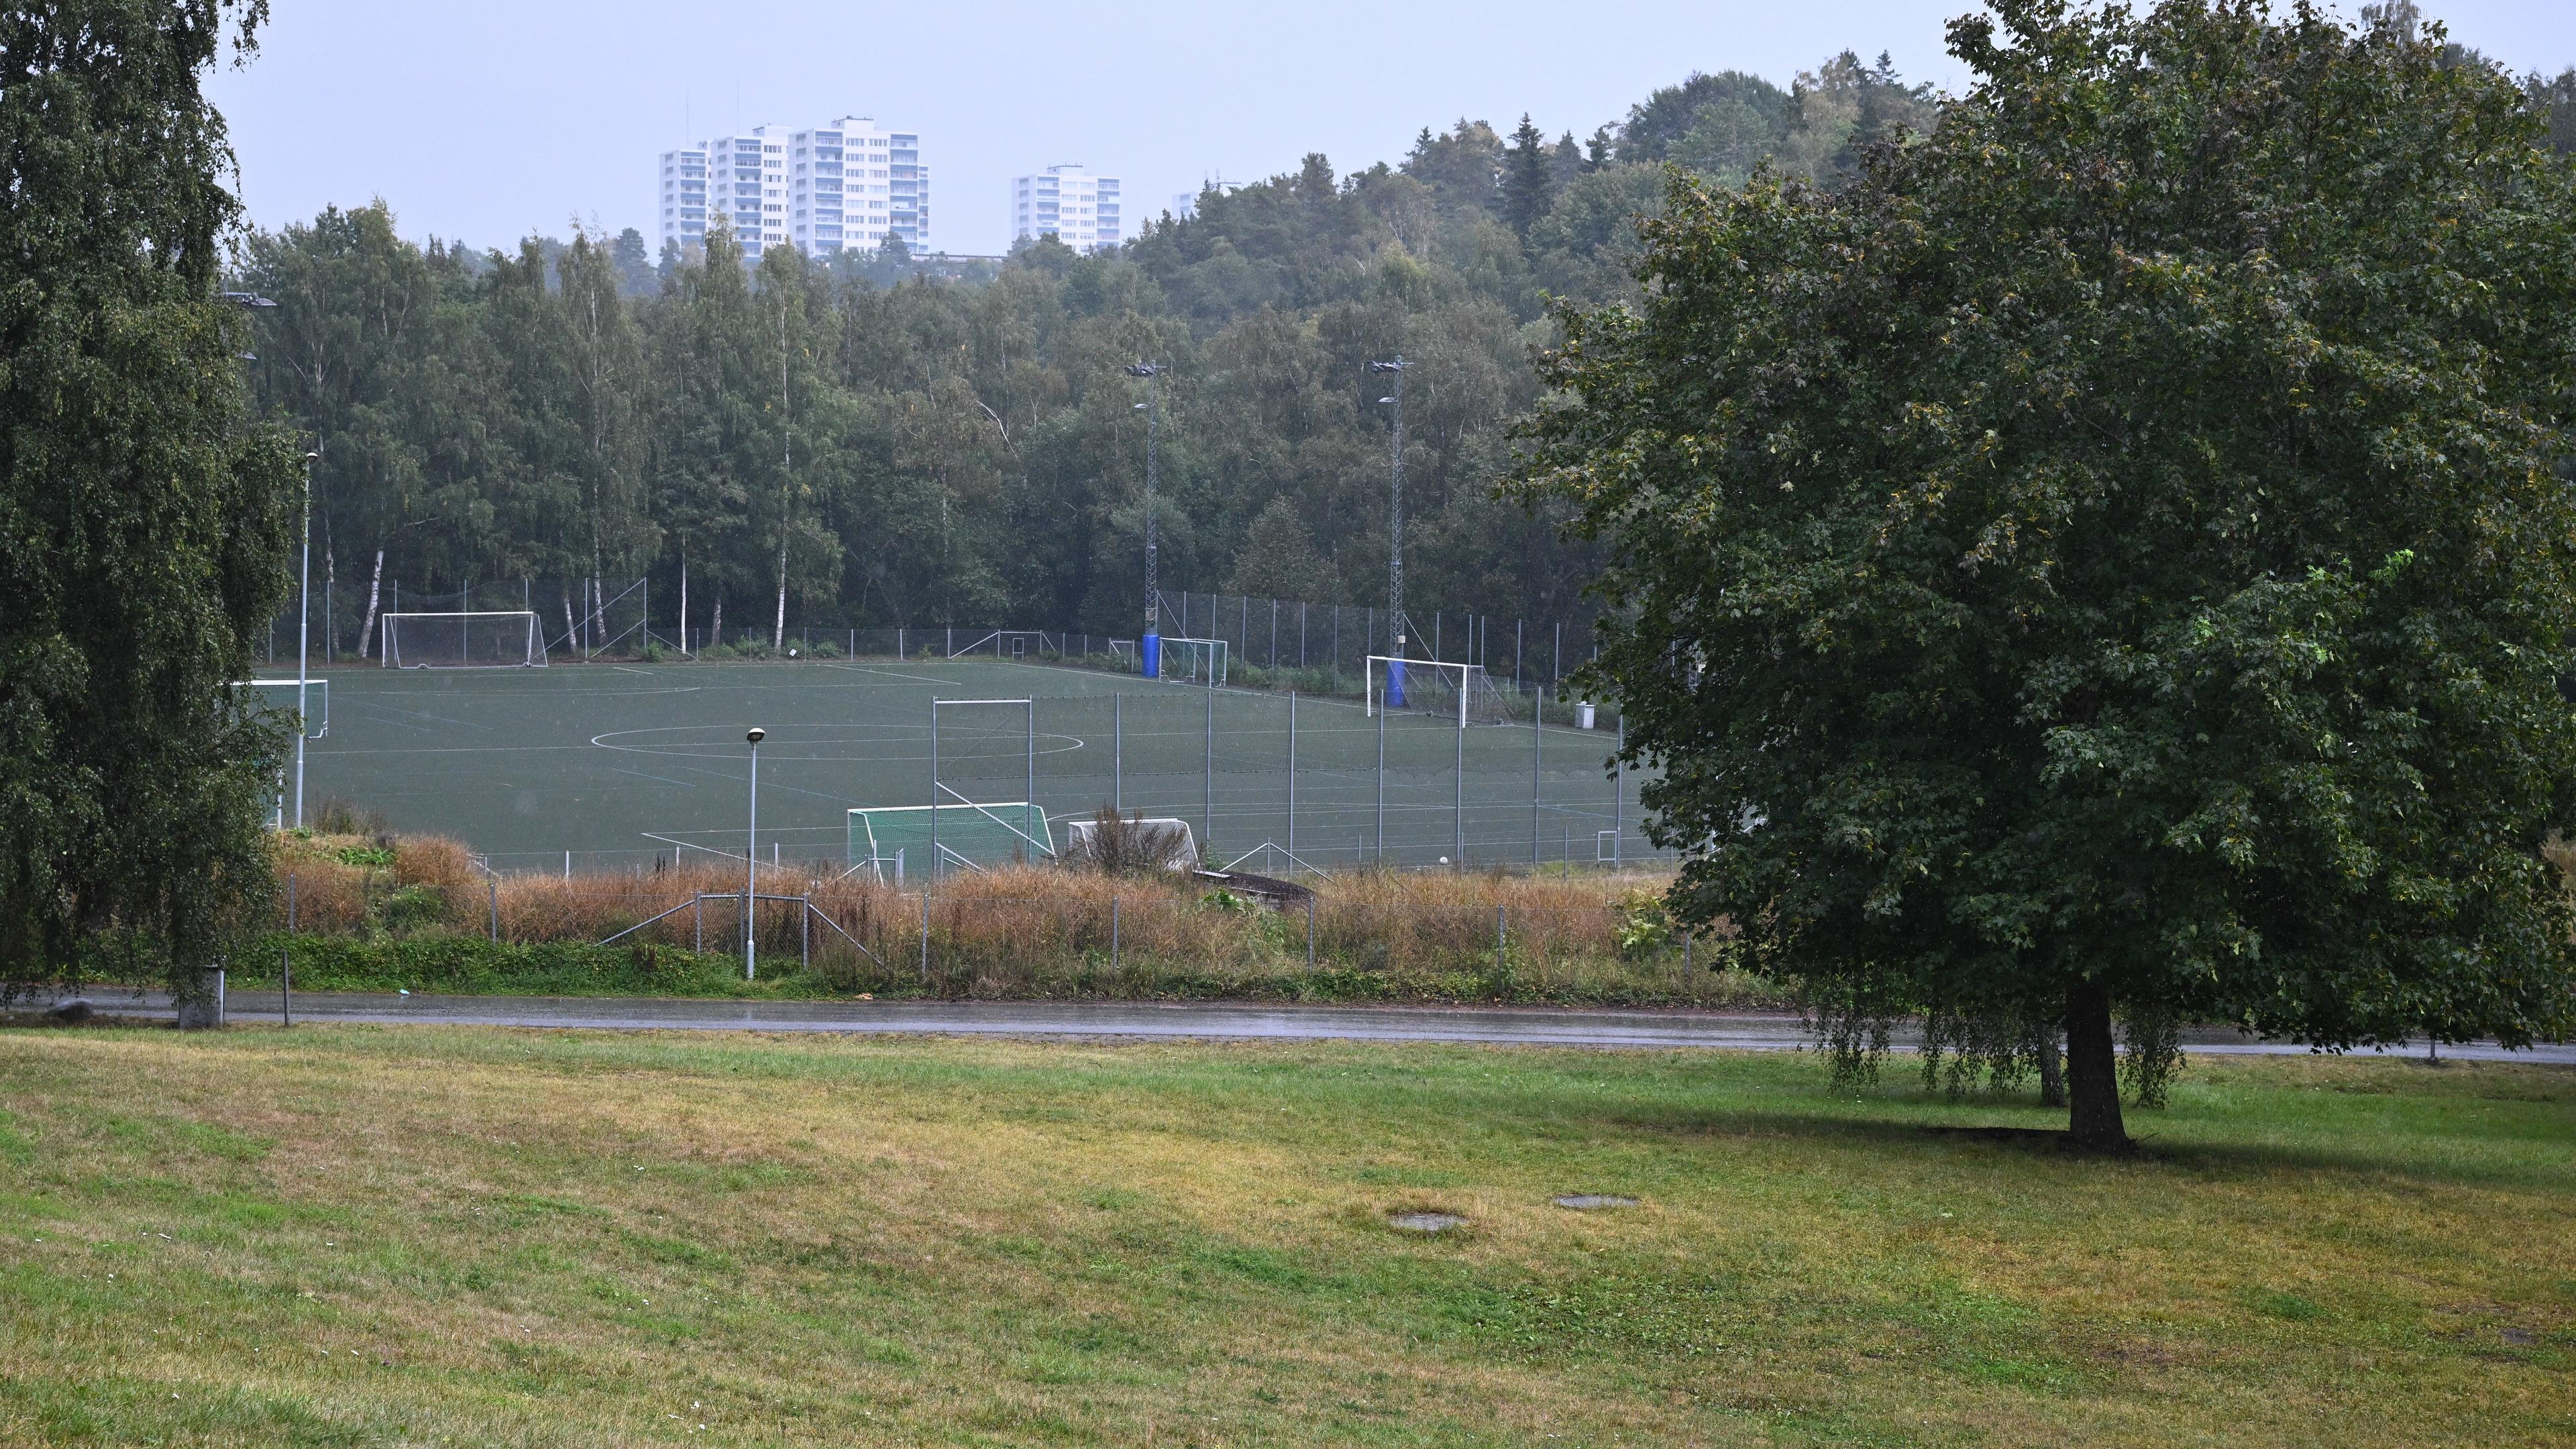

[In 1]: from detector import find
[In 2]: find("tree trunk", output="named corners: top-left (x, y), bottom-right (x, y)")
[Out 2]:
top-left (356, 548), bottom-right (384, 659)
top-left (2064, 982), bottom-right (2127, 1150)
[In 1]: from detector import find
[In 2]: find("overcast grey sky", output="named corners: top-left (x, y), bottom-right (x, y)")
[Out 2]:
top-left (205, 1), bottom-right (2576, 258)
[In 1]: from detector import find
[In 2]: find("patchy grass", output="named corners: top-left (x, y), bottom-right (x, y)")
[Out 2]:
top-left (0, 1027), bottom-right (2567, 1446)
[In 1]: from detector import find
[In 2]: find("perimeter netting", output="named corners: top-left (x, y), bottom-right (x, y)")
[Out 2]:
top-left (382, 612), bottom-right (547, 669)
top-left (1366, 657), bottom-right (1515, 724)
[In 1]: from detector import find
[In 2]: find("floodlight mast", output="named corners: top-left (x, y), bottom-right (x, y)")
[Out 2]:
top-left (1126, 362), bottom-right (1165, 656)
top-left (1369, 357), bottom-right (1407, 654)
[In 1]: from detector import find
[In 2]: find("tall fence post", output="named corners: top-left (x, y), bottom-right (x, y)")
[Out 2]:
top-left (801, 895), bottom-right (811, 971)
top-left (1114, 693), bottom-right (1122, 814)
top-left (1375, 693), bottom-right (1387, 864)
top-left (1286, 692), bottom-right (1297, 870)
top-left (1496, 905), bottom-right (1507, 976)
top-left (1533, 684), bottom-right (1544, 867)
top-left (488, 879), bottom-right (499, 943)
top-left (283, 871), bottom-right (296, 1028)
top-left (1307, 896), bottom-right (1316, 969)
top-left (1203, 684), bottom-right (1214, 855)
top-left (1111, 896), bottom-right (1120, 975)
top-left (693, 893), bottom-right (702, 951)
top-left (919, 889), bottom-right (931, 985)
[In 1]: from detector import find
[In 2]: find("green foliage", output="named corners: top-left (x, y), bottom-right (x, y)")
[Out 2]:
top-left (1515, 0), bottom-right (2576, 1143)
top-left (0, 2), bottom-right (300, 989)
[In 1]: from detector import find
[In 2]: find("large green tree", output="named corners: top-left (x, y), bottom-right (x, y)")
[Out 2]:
top-left (0, 1), bottom-right (299, 990)
top-left (1515, 0), bottom-right (2576, 1148)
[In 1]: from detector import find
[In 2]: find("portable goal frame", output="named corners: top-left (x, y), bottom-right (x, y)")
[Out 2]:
top-left (1364, 655), bottom-right (1513, 725)
top-left (380, 610), bottom-right (548, 669)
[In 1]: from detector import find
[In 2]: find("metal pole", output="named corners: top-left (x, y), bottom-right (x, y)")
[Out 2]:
top-left (1371, 356), bottom-right (1407, 657)
top-left (1306, 895), bottom-right (1316, 967)
top-left (919, 888), bottom-right (931, 983)
top-left (1113, 694), bottom-right (1122, 813)
top-left (1533, 684), bottom-right (1544, 867)
top-left (930, 702), bottom-right (940, 881)
top-left (801, 895), bottom-right (810, 971)
top-left (294, 453), bottom-right (313, 827)
top-left (1497, 905), bottom-right (1506, 975)
top-left (1613, 712), bottom-right (1625, 868)
top-left (1026, 699), bottom-right (1036, 853)
top-left (1203, 684), bottom-right (1214, 854)
top-left (1554, 621), bottom-right (1562, 687)
top-left (1375, 692), bottom-right (1387, 863)
top-left (1286, 692), bottom-right (1297, 871)
top-left (1455, 700), bottom-right (1466, 869)
top-left (490, 878), bottom-right (499, 941)
top-left (1111, 896), bottom-right (1120, 973)
top-left (282, 873), bottom-right (294, 1027)
top-left (746, 731), bottom-right (761, 979)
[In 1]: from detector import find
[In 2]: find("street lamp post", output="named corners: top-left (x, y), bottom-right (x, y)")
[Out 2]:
top-left (745, 727), bottom-right (765, 979)
top-left (296, 451), bottom-right (315, 828)
top-left (1126, 362), bottom-right (1165, 678)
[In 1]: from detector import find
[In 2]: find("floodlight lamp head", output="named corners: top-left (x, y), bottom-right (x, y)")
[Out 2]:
top-left (1124, 362), bottom-right (1162, 378)
top-left (1377, 396), bottom-right (1395, 404)
top-left (746, 727), bottom-right (766, 745)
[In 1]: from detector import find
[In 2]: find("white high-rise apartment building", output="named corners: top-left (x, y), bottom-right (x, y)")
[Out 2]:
top-left (660, 117), bottom-right (930, 263)
top-left (1010, 165), bottom-right (1122, 252)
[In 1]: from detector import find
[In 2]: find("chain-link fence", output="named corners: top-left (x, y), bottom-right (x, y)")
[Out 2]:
top-left (266, 584), bottom-right (1605, 692)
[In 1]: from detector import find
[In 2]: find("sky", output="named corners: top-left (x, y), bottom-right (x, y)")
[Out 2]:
top-left (205, 1), bottom-right (2576, 258)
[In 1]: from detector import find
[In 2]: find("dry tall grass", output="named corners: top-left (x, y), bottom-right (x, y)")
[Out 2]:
top-left (266, 833), bottom-right (1754, 1004)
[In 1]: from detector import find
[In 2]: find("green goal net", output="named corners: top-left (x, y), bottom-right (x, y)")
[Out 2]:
top-left (847, 802), bottom-right (1053, 879)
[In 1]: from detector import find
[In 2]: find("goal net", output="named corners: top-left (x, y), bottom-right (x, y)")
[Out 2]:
top-left (382, 612), bottom-right (547, 669)
top-left (1160, 637), bottom-right (1228, 687)
top-left (232, 678), bottom-right (329, 739)
top-left (1366, 657), bottom-right (1514, 724)
top-left (847, 802), bottom-right (1053, 879)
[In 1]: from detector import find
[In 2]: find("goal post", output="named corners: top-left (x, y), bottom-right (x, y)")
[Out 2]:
top-left (1366, 656), bottom-right (1513, 724)
top-left (847, 802), bottom-right (1053, 879)
top-left (381, 612), bottom-right (547, 669)
top-left (1159, 636), bottom-right (1227, 687)
top-left (232, 678), bottom-right (329, 739)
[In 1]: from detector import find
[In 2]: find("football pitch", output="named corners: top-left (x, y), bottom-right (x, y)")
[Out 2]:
top-left (290, 658), bottom-right (1653, 875)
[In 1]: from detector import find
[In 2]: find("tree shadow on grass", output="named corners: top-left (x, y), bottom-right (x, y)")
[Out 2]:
top-left (1591, 1100), bottom-right (2575, 1190)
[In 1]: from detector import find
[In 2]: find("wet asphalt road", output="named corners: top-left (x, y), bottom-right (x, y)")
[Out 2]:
top-left (17, 989), bottom-right (2575, 1063)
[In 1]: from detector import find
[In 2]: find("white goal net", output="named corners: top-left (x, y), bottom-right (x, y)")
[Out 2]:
top-left (382, 612), bottom-right (547, 669)
top-left (1159, 636), bottom-right (1228, 686)
top-left (1366, 656), bottom-right (1515, 724)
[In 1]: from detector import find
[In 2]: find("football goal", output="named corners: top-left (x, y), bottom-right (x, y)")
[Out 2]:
top-left (382, 612), bottom-right (547, 669)
top-left (1366, 656), bottom-right (1515, 724)
top-left (1159, 637), bottom-right (1228, 687)
top-left (847, 802), bottom-right (1053, 880)
top-left (232, 678), bottom-right (328, 739)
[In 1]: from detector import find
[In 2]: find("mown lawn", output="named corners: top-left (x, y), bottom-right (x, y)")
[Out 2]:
top-left (0, 1025), bottom-right (2567, 1446)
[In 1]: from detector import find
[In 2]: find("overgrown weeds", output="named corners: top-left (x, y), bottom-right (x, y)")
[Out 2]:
top-left (255, 832), bottom-right (1766, 1006)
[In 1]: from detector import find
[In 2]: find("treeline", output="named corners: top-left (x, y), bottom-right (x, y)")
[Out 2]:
top-left (233, 48), bottom-right (2574, 647)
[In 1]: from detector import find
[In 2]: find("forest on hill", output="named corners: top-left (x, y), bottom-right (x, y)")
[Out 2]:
top-left (233, 48), bottom-right (2576, 649)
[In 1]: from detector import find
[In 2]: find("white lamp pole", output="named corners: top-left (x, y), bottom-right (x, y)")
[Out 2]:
top-left (295, 451), bottom-right (315, 827)
top-left (745, 727), bottom-right (765, 979)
